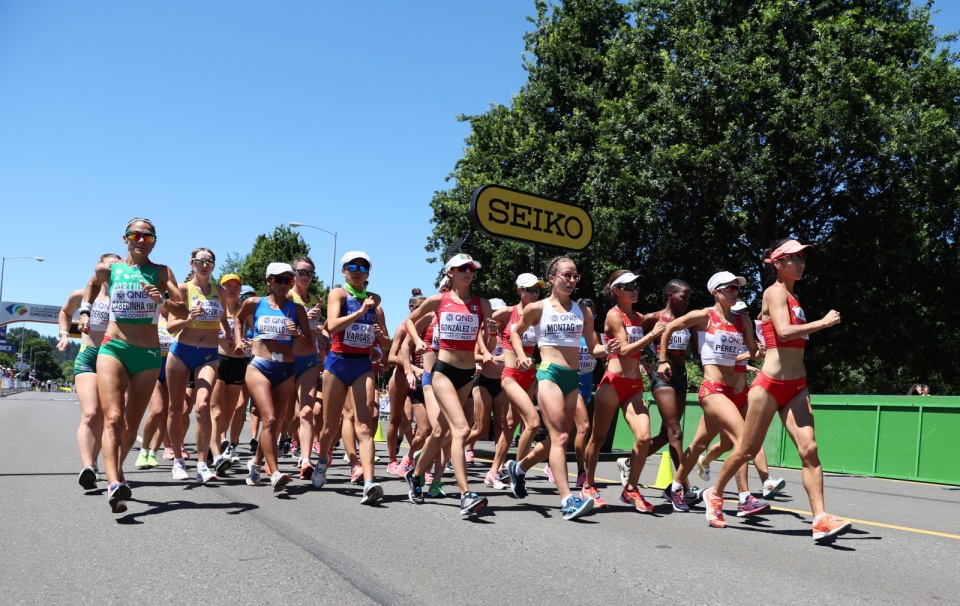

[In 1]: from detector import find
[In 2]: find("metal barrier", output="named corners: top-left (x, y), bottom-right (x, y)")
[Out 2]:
top-left (612, 394), bottom-right (960, 486)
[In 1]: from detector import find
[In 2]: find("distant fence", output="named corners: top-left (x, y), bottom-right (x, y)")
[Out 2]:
top-left (0, 378), bottom-right (31, 398)
top-left (611, 394), bottom-right (960, 486)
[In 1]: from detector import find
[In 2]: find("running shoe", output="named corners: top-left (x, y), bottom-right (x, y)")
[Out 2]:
top-left (484, 471), bottom-right (506, 490)
top-left (544, 464), bottom-right (555, 483)
top-left (405, 468), bottom-right (424, 505)
top-left (220, 439), bottom-right (229, 451)
top-left (311, 463), bottom-right (327, 489)
top-left (737, 495), bottom-right (771, 517)
top-left (350, 464), bottom-right (363, 484)
top-left (696, 455), bottom-right (710, 482)
top-left (580, 485), bottom-right (608, 508)
top-left (662, 485), bottom-right (690, 512)
top-left (459, 492), bottom-right (487, 516)
top-left (145, 451), bottom-right (159, 468)
top-left (762, 478), bottom-right (786, 499)
top-left (78, 466), bottom-right (97, 490)
top-left (181, 448), bottom-right (191, 460)
top-left (386, 461), bottom-right (400, 476)
top-left (270, 471), bottom-right (291, 493)
top-left (107, 482), bottom-right (128, 514)
top-left (135, 449), bottom-right (150, 469)
top-left (342, 452), bottom-right (351, 464)
top-left (93, 463), bottom-right (102, 481)
top-left (213, 454), bottom-right (232, 476)
top-left (811, 513), bottom-right (852, 541)
top-left (280, 438), bottom-right (292, 457)
top-left (299, 459), bottom-right (315, 480)
top-left (465, 448), bottom-right (475, 464)
top-left (576, 471), bottom-right (586, 488)
top-left (620, 487), bottom-right (654, 512)
top-left (196, 466), bottom-right (217, 484)
top-left (290, 439), bottom-right (300, 458)
top-left (222, 443), bottom-right (236, 464)
top-left (505, 460), bottom-right (527, 499)
top-left (616, 457), bottom-right (630, 487)
top-left (703, 487), bottom-right (726, 528)
top-left (163, 447), bottom-right (176, 460)
top-left (361, 482), bottom-right (384, 505)
top-left (399, 453), bottom-right (412, 474)
top-left (684, 485), bottom-right (704, 506)
top-left (428, 479), bottom-right (446, 498)
top-left (425, 471), bottom-right (435, 484)
top-left (249, 438), bottom-right (258, 454)
top-left (171, 460), bottom-right (189, 481)
top-left (312, 440), bottom-right (321, 455)
top-left (561, 495), bottom-right (594, 521)
top-left (246, 463), bottom-right (261, 486)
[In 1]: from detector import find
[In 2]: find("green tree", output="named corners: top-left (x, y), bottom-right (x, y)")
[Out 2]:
top-left (427, 0), bottom-right (960, 394)
top-left (60, 360), bottom-right (75, 383)
top-left (236, 225), bottom-right (327, 301)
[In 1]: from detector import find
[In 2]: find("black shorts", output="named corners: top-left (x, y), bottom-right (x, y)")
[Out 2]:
top-left (474, 373), bottom-right (503, 399)
top-left (650, 360), bottom-right (687, 395)
top-left (218, 355), bottom-right (248, 386)
top-left (432, 360), bottom-right (476, 391)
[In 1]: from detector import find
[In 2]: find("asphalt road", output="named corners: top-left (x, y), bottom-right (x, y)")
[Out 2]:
top-left (2, 391), bottom-right (959, 605)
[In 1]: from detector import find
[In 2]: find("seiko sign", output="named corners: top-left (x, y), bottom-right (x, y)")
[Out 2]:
top-left (469, 185), bottom-right (593, 251)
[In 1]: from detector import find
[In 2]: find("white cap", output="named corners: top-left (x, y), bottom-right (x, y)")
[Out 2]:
top-left (610, 272), bottom-right (640, 288)
top-left (731, 300), bottom-right (748, 312)
top-left (707, 271), bottom-right (746, 292)
top-left (444, 253), bottom-right (482, 271)
top-left (489, 298), bottom-right (507, 310)
top-left (265, 262), bottom-right (295, 278)
top-left (240, 284), bottom-right (256, 295)
top-left (340, 251), bottom-right (371, 267)
top-left (515, 273), bottom-right (544, 288)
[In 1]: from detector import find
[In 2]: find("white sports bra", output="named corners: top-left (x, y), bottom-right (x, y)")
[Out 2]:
top-left (537, 298), bottom-right (583, 349)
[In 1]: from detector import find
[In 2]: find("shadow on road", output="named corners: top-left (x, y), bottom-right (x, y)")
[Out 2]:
top-left (115, 497), bottom-right (259, 524)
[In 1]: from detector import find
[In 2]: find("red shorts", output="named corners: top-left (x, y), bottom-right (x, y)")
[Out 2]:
top-left (732, 390), bottom-right (748, 409)
top-left (598, 372), bottom-right (644, 404)
top-left (698, 380), bottom-right (735, 404)
top-left (502, 366), bottom-right (536, 392)
top-left (750, 373), bottom-right (808, 409)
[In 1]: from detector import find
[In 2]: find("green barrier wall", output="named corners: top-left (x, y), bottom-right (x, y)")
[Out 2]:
top-left (611, 394), bottom-right (960, 485)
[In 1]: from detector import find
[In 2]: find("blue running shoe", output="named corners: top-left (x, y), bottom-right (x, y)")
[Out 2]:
top-left (505, 460), bottom-right (527, 499)
top-left (662, 485), bottom-right (690, 512)
top-left (561, 495), bottom-right (594, 521)
top-left (736, 495), bottom-right (771, 517)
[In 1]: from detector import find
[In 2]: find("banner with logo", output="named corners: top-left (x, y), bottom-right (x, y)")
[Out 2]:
top-left (0, 302), bottom-right (62, 326)
top-left (0, 325), bottom-right (6, 341)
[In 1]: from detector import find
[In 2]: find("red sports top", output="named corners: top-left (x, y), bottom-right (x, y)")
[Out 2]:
top-left (436, 292), bottom-right (482, 352)
top-left (761, 291), bottom-right (807, 349)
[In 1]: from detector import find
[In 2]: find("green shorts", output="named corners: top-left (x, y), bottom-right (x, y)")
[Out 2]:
top-left (74, 344), bottom-right (99, 375)
top-left (537, 361), bottom-right (580, 396)
top-left (98, 336), bottom-right (162, 376)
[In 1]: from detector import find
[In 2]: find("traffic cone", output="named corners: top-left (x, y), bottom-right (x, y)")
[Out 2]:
top-left (652, 452), bottom-right (674, 490)
top-left (373, 416), bottom-right (384, 442)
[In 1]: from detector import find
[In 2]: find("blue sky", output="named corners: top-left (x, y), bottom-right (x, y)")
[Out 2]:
top-left (1, 1), bottom-right (958, 338)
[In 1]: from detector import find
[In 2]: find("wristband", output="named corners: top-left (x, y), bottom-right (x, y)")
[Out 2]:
top-left (657, 359), bottom-right (668, 365)
top-left (602, 344), bottom-right (610, 355)
top-left (79, 301), bottom-right (92, 313)
top-left (59, 330), bottom-right (70, 337)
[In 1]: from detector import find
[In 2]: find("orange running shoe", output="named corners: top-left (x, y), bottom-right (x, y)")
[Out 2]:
top-left (619, 487), bottom-right (654, 512)
top-left (703, 487), bottom-right (726, 528)
top-left (299, 459), bottom-right (315, 480)
top-left (811, 513), bottom-right (852, 541)
top-left (580, 485), bottom-right (608, 508)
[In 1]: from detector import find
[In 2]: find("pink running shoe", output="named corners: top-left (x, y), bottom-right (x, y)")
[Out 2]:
top-left (350, 464), bottom-right (363, 484)
top-left (163, 448), bottom-right (176, 461)
top-left (465, 449), bottom-right (475, 463)
top-left (312, 441), bottom-right (321, 455)
top-left (576, 471), bottom-right (586, 488)
top-left (544, 464), bottom-right (555, 483)
top-left (181, 448), bottom-right (191, 460)
top-left (386, 461), bottom-right (400, 476)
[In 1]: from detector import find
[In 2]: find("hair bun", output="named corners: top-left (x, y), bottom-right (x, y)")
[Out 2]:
top-left (411, 288), bottom-right (422, 296)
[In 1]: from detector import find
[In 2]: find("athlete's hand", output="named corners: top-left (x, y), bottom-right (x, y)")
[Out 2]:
top-left (649, 322), bottom-right (666, 339)
top-left (189, 302), bottom-right (203, 320)
top-left (640, 360), bottom-right (653, 375)
top-left (234, 342), bottom-right (245, 356)
top-left (605, 338), bottom-right (621, 356)
top-left (484, 318), bottom-right (498, 335)
top-left (141, 280), bottom-right (163, 304)
top-left (77, 315), bottom-right (91, 334)
top-left (359, 297), bottom-right (377, 314)
top-left (406, 371), bottom-right (418, 390)
top-left (306, 303), bottom-right (322, 321)
top-left (284, 319), bottom-right (299, 336)
top-left (57, 335), bottom-right (69, 352)
top-left (657, 360), bottom-right (672, 380)
top-left (517, 356), bottom-right (532, 372)
top-left (413, 339), bottom-right (427, 356)
top-left (373, 324), bottom-right (384, 338)
top-left (821, 309), bottom-right (841, 328)
top-left (481, 351), bottom-right (493, 365)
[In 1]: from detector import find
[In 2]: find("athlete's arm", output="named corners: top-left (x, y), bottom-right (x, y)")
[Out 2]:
top-left (657, 308), bottom-right (709, 378)
top-left (157, 266), bottom-right (188, 320)
top-left (584, 303), bottom-right (616, 357)
top-left (404, 294), bottom-right (441, 354)
top-left (476, 298), bottom-right (497, 363)
top-left (233, 298), bottom-right (256, 354)
top-left (767, 286), bottom-right (840, 341)
top-left (57, 289), bottom-right (84, 350)
top-left (387, 326), bottom-right (407, 366)
top-left (510, 302), bottom-right (542, 371)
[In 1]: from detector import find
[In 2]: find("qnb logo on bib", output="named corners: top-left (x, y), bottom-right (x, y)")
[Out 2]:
top-left (257, 316), bottom-right (290, 340)
top-left (344, 322), bottom-right (375, 348)
top-left (439, 312), bottom-right (479, 341)
top-left (626, 326), bottom-right (644, 345)
top-left (712, 330), bottom-right (743, 359)
top-left (545, 313), bottom-right (582, 340)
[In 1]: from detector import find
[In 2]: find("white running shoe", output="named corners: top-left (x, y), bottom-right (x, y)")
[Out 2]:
top-left (484, 471), bottom-right (506, 490)
top-left (696, 455), bottom-right (710, 482)
top-left (246, 463), bottom-right (261, 486)
top-left (360, 482), bottom-right (384, 505)
top-left (196, 466), bottom-right (217, 483)
top-left (762, 477), bottom-right (786, 498)
top-left (270, 471), bottom-right (291, 493)
top-left (171, 460), bottom-right (189, 481)
top-left (616, 457), bottom-right (630, 487)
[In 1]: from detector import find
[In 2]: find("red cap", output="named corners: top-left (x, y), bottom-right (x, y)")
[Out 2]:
top-left (764, 240), bottom-right (813, 264)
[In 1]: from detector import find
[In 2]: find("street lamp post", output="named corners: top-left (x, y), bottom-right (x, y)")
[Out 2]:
top-left (1, 256), bottom-right (44, 303)
top-left (288, 222), bottom-right (338, 289)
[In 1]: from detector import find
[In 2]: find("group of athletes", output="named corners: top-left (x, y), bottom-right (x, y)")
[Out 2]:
top-left (57, 216), bottom-right (851, 541)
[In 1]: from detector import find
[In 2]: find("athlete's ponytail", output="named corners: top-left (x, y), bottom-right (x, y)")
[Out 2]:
top-left (603, 269), bottom-right (631, 301)
top-left (409, 289), bottom-right (426, 307)
top-left (762, 238), bottom-right (791, 286)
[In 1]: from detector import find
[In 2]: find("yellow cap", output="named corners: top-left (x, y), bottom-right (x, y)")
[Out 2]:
top-left (220, 273), bottom-right (241, 285)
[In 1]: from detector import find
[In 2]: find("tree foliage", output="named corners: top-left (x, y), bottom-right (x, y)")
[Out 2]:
top-left (427, 0), bottom-right (960, 394)
top-left (224, 225), bottom-right (326, 300)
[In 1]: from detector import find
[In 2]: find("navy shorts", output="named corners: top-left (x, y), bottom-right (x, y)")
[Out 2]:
top-left (250, 356), bottom-right (295, 386)
top-left (324, 352), bottom-right (372, 387)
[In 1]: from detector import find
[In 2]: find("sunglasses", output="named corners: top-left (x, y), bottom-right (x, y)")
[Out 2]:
top-left (125, 230), bottom-right (157, 244)
top-left (192, 258), bottom-right (215, 267)
top-left (240, 294), bottom-right (253, 300)
top-left (269, 276), bottom-right (294, 285)
top-left (296, 269), bottom-right (315, 278)
top-left (344, 264), bottom-right (370, 274)
top-left (617, 283), bottom-right (638, 292)
top-left (556, 272), bottom-right (581, 282)
top-left (453, 264), bottom-right (477, 273)
top-left (715, 284), bottom-right (740, 294)
top-left (781, 252), bottom-right (806, 263)
top-left (521, 287), bottom-right (541, 294)
top-left (409, 304), bottom-right (421, 310)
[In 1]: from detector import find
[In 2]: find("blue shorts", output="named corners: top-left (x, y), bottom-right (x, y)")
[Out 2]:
top-left (324, 352), bottom-right (372, 387)
top-left (158, 358), bottom-right (167, 383)
top-left (250, 356), bottom-right (295, 386)
top-left (578, 373), bottom-right (594, 403)
top-left (422, 371), bottom-right (431, 388)
top-left (295, 354), bottom-right (320, 380)
top-left (169, 341), bottom-right (218, 372)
